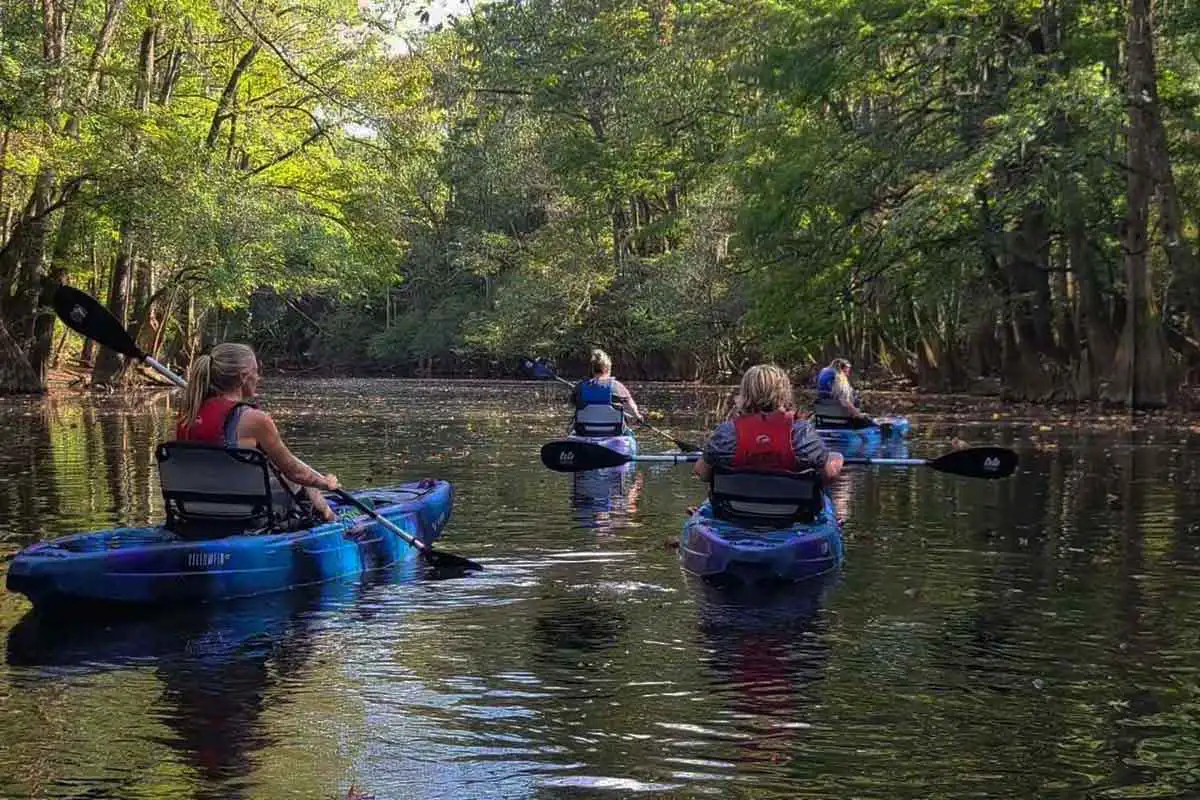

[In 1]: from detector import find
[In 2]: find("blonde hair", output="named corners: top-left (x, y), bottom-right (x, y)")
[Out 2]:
top-left (736, 364), bottom-right (794, 414)
top-left (590, 348), bottom-right (612, 376)
top-left (180, 343), bottom-right (258, 428)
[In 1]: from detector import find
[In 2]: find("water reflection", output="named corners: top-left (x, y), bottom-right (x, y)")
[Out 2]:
top-left (8, 581), bottom-right (362, 798)
top-left (692, 577), bottom-right (833, 781)
top-left (570, 466), bottom-right (644, 533)
top-left (5, 382), bottom-right (1200, 798)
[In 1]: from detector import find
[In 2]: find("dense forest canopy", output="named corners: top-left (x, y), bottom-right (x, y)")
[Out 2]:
top-left (0, 0), bottom-right (1197, 405)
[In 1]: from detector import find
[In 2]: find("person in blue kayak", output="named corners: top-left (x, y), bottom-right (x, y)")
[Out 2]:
top-left (175, 343), bottom-right (340, 521)
top-left (813, 357), bottom-right (870, 427)
top-left (695, 363), bottom-right (844, 483)
top-left (569, 348), bottom-right (643, 436)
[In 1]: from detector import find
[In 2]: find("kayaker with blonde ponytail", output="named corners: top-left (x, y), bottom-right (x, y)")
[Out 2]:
top-left (176, 342), bottom-right (339, 521)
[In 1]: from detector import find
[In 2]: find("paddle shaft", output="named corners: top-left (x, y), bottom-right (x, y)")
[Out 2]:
top-left (333, 488), bottom-right (426, 552)
top-left (633, 453), bottom-right (701, 463)
top-left (146, 356), bottom-right (187, 388)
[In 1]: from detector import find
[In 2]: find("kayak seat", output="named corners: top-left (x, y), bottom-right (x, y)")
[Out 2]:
top-left (812, 400), bottom-right (872, 430)
top-left (156, 442), bottom-right (291, 540)
top-left (572, 403), bottom-right (626, 437)
top-left (710, 468), bottom-right (824, 528)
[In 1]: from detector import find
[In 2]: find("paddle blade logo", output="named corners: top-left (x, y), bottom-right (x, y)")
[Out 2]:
top-left (559, 451), bottom-right (575, 464)
top-left (69, 303), bottom-right (87, 324)
top-left (984, 456), bottom-right (1000, 471)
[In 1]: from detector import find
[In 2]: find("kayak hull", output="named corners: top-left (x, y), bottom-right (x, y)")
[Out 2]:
top-left (816, 415), bottom-right (910, 447)
top-left (679, 496), bottom-right (843, 585)
top-left (5, 481), bottom-right (453, 609)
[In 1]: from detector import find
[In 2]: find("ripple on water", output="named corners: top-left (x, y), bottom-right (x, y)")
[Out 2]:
top-left (5, 385), bottom-right (1200, 798)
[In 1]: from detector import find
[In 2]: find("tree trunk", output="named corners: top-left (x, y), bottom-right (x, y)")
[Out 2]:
top-left (206, 43), bottom-right (260, 150)
top-left (1107, 0), bottom-right (1169, 408)
top-left (91, 24), bottom-right (157, 388)
top-left (91, 224), bottom-right (134, 385)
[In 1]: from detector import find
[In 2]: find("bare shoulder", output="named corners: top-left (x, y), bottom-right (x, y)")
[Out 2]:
top-left (237, 406), bottom-right (277, 436)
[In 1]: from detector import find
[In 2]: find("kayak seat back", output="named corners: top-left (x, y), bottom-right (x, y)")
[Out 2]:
top-left (710, 468), bottom-right (824, 528)
top-left (156, 442), bottom-right (283, 539)
top-left (813, 400), bottom-right (872, 429)
top-left (573, 403), bottom-right (626, 437)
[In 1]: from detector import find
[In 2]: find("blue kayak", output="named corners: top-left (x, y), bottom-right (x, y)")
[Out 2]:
top-left (678, 496), bottom-right (843, 585)
top-left (822, 436), bottom-right (911, 459)
top-left (816, 415), bottom-right (910, 447)
top-left (6, 480), bottom-right (453, 609)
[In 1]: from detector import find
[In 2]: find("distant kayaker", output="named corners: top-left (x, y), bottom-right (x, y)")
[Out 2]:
top-left (813, 357), bottom-right (870, 425)
top-left (176, 343), bottom-right (340, 521)
top-left (570, 348), bottom-right (644, 436)
top-left (695, 364), bottom-right (844, 483)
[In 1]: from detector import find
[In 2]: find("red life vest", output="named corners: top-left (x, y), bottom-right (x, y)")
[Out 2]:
top-left (176, 397), bottom-right (245, 445)
top-left (732, 411), bottom-right (796, 472)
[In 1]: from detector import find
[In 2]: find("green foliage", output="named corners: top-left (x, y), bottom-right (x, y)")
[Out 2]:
top-left (3, 0), bottom-right (1198, 392)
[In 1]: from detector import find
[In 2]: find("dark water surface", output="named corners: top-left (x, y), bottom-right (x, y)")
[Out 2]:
top-left (1, 379), bottom-right (1199, 799)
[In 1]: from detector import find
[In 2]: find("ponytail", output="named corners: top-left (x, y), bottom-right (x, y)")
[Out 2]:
top-left (178, 343), bottom-right (259, 430)
top-left (590, 348), bottom-right (612, 376)
top-left (180, 354), bottom-right (213, 429)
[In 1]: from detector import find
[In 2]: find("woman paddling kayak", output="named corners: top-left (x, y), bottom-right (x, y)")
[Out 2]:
top-left (695, 364), bottom-right (844, 483)
top-left (568, 348), bottom-right (644, 436)
top-left (679, 365), bottom-right (846, 583)
top-left (813, 357), bottom-right (870, 427)
top-left (177, 343), bottom-right (340, 522)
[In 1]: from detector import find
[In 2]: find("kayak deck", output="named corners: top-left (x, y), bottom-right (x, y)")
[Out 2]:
top-left (678, 497), bottom-right (843, 585)
top-left (816, 415), bottom-right (910, 444)
top-left (6, 482), bottom-right (453, 609)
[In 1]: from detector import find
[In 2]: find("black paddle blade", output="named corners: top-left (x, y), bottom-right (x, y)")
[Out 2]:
top-left (52, 284), bottom-right (145, 360)
top-left (519, 356), bottom-right (556, 380)
top-left (540, 440), bottom-right (630, 472)
top-left (672, 437), bottom-right (702, 453)
top-left (422, 549), bottom-right (484, 573)
top-left (929, 446), bottom-right (1018, 479)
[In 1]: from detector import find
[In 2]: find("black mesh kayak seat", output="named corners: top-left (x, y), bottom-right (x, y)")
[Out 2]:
top-left (710, 469), bottom-right (824, 528)
top-left (812, 400), bottom-right (873, 429)
top-left (156, 442), bottom-right (294, 539)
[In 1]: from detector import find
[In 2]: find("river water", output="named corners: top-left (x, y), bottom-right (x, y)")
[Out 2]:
top-left (0, 379), bottom-right (1198, 799)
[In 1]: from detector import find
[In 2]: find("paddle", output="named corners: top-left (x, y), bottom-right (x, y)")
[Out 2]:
top-left (52, 284), bottom-right (187, 388)
top-left (541, 440), bottom-right (701, 471)
top-left (332, 489), bottom-right (482, 572)
top-left (541, 439), bottom-right (1019, 479)
top-left (519, 356), bottom-right (700, 452)
top-left (50, 283), bottom-right (483, 572)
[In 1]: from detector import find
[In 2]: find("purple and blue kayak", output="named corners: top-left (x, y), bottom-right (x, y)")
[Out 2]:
top-left (679, 495), bottom-right (843, 585)
top-left (6, 480), bottom-right (453, 609)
